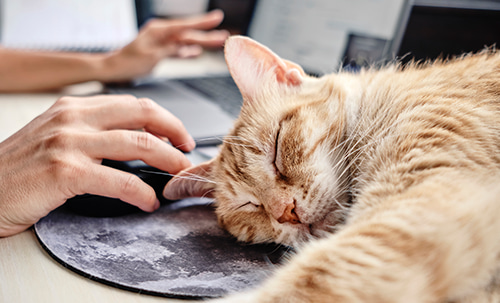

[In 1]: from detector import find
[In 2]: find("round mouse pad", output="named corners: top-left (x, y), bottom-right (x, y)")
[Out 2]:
top-left (34, 198), bottom-right (290, 299)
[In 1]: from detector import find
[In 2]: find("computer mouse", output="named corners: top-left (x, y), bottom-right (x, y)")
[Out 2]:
top-left (65, 159), bottom-right (173, 217)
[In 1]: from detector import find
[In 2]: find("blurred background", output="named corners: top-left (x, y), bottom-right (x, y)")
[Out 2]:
top-left (0, 0), bottom-right (499, 72)
top-left (397, 0), bottom-right (500, 63)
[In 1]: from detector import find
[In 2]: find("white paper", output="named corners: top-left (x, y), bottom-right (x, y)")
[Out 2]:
top-left (0, 0), bottom-right (138, 51)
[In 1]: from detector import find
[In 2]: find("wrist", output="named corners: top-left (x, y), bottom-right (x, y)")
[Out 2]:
top-left (87, 53), bottom-right (116, 83)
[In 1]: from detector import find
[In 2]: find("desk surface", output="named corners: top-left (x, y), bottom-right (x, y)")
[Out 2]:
top-left (0, 52), bottom-right (228, 303)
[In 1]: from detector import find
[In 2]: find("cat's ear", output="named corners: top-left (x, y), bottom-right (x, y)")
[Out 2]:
top-left (163, 159), bottom-right (215, 200)
top-left (224, 35), bottom-right (305, 99)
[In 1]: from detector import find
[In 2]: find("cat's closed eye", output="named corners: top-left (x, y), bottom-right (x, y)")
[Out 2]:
top-left (237, 201), bottom-right (260, 211)
top-left (273, 128), bottom-right (284, 176)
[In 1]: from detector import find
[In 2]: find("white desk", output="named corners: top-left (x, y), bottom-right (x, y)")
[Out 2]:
top-left (0, 52), bottom-right (228, 303)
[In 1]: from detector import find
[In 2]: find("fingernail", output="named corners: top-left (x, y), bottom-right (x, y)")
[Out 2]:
top-left (209, 9), bottom-right (223, 17)
top-left (187, 137), bottom-right (196, 151)
top-left (213, 30), bottom-right (230, 39)
top-left (153, 198), bottom-right (160, 211)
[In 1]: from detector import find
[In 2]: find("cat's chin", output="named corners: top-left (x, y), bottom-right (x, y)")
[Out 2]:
top-left (308, 212), bottom-right (340, 239)
top-left (309, 221), bottom-right (332, 239)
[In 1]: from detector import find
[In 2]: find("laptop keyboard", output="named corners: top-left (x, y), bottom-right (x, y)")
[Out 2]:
top-left (177, 76), bottom-right (243, 117)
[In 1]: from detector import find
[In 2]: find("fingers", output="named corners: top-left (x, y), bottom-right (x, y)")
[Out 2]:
top-left (164, 9), bottom-right (225, 32)
top-left (83, 129), bottom-right (192, 174)
top-left (53, 95), bottom-right (196, 172)
top-left (114, 97), bottom-right (195, 152)
top-left (82, 164), bottom-right (159, 212)
top-left (144, 10), bottom-right (229, 48)
top-left (177, 29), bottom-right (229, 48)
top-left (62, 95), bottom-right (196, 152)
top-left (176, 45), bottom-right (204, 58)
top-left (50, 95), bottom-right (200, 211)
top-left (53, 94), bottom-right (199, 213)
top-left (0, 93), bottom-right (198, 237)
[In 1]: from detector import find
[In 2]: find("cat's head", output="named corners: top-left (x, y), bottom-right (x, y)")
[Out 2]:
top-left (164, 36), bottom-right (350, 247)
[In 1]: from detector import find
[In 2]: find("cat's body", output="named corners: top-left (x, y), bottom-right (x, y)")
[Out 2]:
top-left (164, 36), bottom-right (500, 302)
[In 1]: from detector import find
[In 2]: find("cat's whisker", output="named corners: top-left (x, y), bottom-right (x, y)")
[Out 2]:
top-left (181, 170), bottom-right (215, 181)
top-left (174, 135), bottom-right (251, 149)
top-left (201, 188), bottom-right (217, 200)
top-left (333, 124), bottom-right (419, 182)
top-left (331, 126), bottom-right (422, 199)
top-left (181, 172), bottom-right (217, 185)
top-left (172, 137), bottom-right (220, 150)
top-left (221, 140), bottom-right (256, 148)
top-left (222, 135), bottom-right (254, 142)
top-left (261, 255), bottom-right (277, 269)
top-left (222, 135), bottom-right (254, 143)
top-left (332, 197), bottom-right (347, 210)
top-left (222, 137), bottom-right (259, 147)
top-left (261, 244), bottom-right (294, 269)
top-left (139, 170), bottom-right (217, 184)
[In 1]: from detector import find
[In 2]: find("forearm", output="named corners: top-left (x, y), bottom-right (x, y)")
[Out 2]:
top-left (0, 48), bottom-right (110, 92)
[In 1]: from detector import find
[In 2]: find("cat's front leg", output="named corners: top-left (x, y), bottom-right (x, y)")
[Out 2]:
top-left (213, 230), bottom-right (437, 303)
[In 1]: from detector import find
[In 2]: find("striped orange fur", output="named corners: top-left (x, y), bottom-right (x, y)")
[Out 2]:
top-left (164, 36), bottom-right (500, 302)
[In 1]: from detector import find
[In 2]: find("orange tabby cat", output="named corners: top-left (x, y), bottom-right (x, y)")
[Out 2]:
top-left (163, 36), bottom-right (500, 302)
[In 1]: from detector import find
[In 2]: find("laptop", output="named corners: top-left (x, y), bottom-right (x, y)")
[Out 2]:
top-left (107, 0), bottom-right (412, 147)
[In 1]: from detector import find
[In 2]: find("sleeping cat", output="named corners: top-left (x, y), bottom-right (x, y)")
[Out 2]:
top-left (163, 36), bottom-right (500, 302)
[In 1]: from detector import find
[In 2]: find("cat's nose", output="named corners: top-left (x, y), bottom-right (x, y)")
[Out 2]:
top-left (277, 203), bottom-right (301, 224)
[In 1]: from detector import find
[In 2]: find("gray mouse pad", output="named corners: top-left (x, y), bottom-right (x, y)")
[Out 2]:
top-left (34, 198), bottom-right (289, 299)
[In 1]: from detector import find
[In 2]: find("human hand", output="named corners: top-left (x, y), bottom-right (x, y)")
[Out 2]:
top-left (100, 9), bottom-right (229, 82)
top-left (0, 95), bottom-right (195, 237)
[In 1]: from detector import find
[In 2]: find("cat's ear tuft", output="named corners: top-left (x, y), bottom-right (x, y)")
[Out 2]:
top-left (224, 36), bottom-right (305, 99)
top-left (163, 160), bottom-right (215, 200)
top-left (285, 67), bottom-right (303, 86)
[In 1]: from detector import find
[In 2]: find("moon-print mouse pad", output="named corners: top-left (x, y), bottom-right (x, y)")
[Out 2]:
top-left (34, 198), bottom-right (290, 299)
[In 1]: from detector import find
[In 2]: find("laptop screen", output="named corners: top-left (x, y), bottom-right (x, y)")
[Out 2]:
top-left (398, 1), bottom-right (500, 62)
top-left (247, 0), bottom-right (411, 75)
